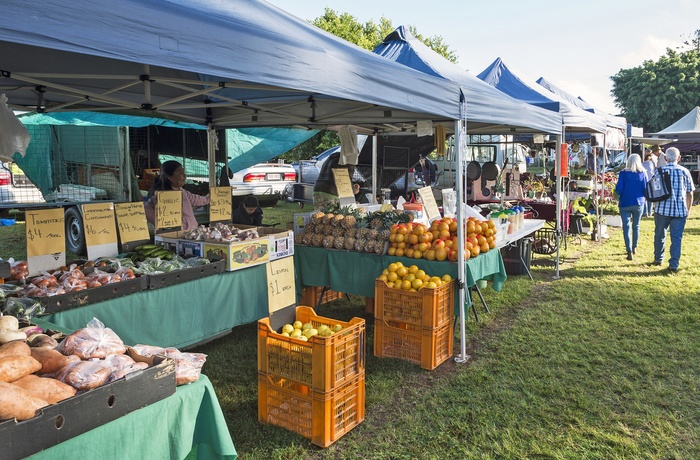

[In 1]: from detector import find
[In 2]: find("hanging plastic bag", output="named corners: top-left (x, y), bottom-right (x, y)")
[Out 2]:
top-left (0, 94), bottom-right (31, 162)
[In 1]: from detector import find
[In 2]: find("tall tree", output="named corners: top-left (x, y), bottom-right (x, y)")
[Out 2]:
top-left (611, 45), bottom-right (700, 133)
top-left (278, 8), bottom-right (457, 163)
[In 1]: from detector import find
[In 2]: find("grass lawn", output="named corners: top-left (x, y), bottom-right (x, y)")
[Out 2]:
top-left (2, 202), bottom-right (699, 458)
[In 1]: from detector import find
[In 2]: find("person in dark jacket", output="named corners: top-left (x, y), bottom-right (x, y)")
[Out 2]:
top-left (232, 195), bottom-right (263, 226)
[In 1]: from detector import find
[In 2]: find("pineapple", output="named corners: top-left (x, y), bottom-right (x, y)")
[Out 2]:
top-left (331, 225), bottom-right (344, 238)
top-left (366, 228), bottom-right (379, 241)
top-left (312, 233), bottom-right (324, 247)
top-left (294, 232), bottom-right (304, 245)
top-left (311, 211), bottom-right (325, 225)
top-left (354, 237), bottom-right (366, 252)
top-left (344, 236), bottom-right (356, 251)
top-left (368, 212), bottom-right (383, 230)
top-left (364, 239), bottom-right (375, 253)
top-left (304, 221), bottom-right (316, 234)
top-left (333, 236), bottom-right (345, 250)
top-left (341, 212), bottom-right (357, 230)
top-left (322, 213), bottom-right (334, 225)
top-left (374, 240), bottom-right (386, 255)
top-left (322, 235), bottom-right (335, 249)
top-left (301, 232), bottom-right (313, 246)
top-left (332, 214), bottom-right (344, 227)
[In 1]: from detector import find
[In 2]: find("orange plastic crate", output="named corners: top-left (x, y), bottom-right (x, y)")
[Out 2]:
top-left (258, 372), bottom-right (365, 448)
top-left (258, 306), bottom-right (365, 392)
top-left (374, 279), bottom-right (454, 329)
top-left (373, 318), bottom-right (455, 370)
top-left (302, 286), bottom-right (344, 306)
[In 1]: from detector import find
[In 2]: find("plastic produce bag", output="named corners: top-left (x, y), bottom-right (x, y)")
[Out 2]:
top-left (0, 94), bottom-right (31, 162)
top-left (56, 317), bottom-right (126, 359)
top-left (0, 283), bottom-right (22, 300)
top-left (132, 344), bottom-right (207, 385)
top-left (2, 297), bottom-right (44, 321)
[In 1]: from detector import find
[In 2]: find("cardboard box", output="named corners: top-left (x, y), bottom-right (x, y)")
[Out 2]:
top-left (0, 347), bottom-right (176, 460)
top-left (155, 226), bottom-right (294, 271)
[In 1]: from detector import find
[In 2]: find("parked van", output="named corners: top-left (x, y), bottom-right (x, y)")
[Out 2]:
top-left (432, 135), bottom-right (530, 190)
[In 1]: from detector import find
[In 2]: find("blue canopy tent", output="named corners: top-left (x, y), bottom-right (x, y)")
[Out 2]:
top-left (372, 27), bottom-right (562, 136)
top-left (477, 58), bottom-right (607, 134)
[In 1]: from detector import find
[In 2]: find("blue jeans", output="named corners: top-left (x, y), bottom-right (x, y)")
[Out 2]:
top-left (654, 214), bottom-right (688, 269)
top-left (619, 204), bottom-right (643, 252)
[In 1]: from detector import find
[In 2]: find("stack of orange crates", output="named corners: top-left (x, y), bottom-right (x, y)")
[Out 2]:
top-left (257, 306), bottom-right (365, 447)
top-left (301, 286), bottom-right (344, 306)
top-left (373, 279), bottom-right (455, 370)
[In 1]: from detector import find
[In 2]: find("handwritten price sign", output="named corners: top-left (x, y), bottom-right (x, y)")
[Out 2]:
top-left (82, 203), bottom-right (118, 247)
top-left (25, 208), bottom-right (65, 257)
top-left (115, 202), bottom-right (150, 244)
top-left (209, 186), bottom-right (232, 223)
top-left (266, 256), bottom-right (296, 314)
top-left (155, 190), bottom-right (182, 230)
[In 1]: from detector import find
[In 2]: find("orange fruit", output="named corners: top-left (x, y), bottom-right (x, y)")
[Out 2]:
top-left (408, 264), bottom-right (419, 274)
top-left (396, 266), bottom-right (408, 278)
top-left (405, 248), bottom-right (414, 258)
top-left (413, 249), bottom-right (422, 259)
top-left (417, 242), bottom-right (429, 253)
top-left (412, 278), bottom-right (423, 290)
top-left (425, 249), bottom-right (436, 261)
top-left (413, 224), bottom-right (425, 236)
top-left (449, 221), bottom-right (458, 233)
top-left (387, 272), bottom-right (398, 282)
top-left (435, 248), bottom-right (447, 261)
top-left (395, 248), bottom-right (405, 257)
top-left (401, 280), bottom-right (412, 290)
top-left (480, 243), bottom-right (489, 253)
top-left (407, 234), bottom-right (419, 245)
top-left (387, 247), bottom-right (397, 256)
top-left (394, 233), bottom-right (405, 244)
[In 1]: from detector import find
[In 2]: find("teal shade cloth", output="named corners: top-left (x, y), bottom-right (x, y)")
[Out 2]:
top-left (29, 375), bottom-right (237, 460)
top-left (293, 246), bottom-right (507, 315)
top-left (43, 265), bottom-right (271, 349)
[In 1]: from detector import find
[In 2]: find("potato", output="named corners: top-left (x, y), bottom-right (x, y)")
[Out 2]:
top-left (31, 347), bottom-right (80, 375)
top-left (0, 315), bottom-right (19, 331)
top-left (0, 355), bottom-right (42, 382)
top-left (0, 330), bottom-right (26, 344)
top-left (0, 340), bottom-right (31, 358)
top-left (28, 334), bottom-right (59, 349)
top-left (0, 381), bottom-right (48, 421)
top-left (12, 374), bottom-right (76, 404)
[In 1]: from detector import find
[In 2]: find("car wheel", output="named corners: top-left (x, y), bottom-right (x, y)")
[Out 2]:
top-left (64, 206), bottom-right (87, 256)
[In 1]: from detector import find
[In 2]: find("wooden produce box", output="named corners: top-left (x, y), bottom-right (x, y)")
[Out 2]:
top-left (258, 306), bottom-right (365, 393)
top-left (258, 372), bottom-right (365, 448)
top-left (0, 347), bottom-right (176, 460)
top-left (374, 318), bottom-right (455, 370)
top-left (374, 279), bottom-right (454, 329)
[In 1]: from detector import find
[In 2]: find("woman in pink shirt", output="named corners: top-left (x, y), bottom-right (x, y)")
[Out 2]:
top-left (144, 160), bottom-right (209, 231)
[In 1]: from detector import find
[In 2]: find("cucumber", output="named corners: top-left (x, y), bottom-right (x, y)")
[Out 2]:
top-left (135, 244), bottom-right (158, 251)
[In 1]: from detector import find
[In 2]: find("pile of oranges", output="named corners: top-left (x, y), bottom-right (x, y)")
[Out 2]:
top-left (377, 261), bottom-right (452, 292)
top-left (387, 216), bottom-right (497, 261)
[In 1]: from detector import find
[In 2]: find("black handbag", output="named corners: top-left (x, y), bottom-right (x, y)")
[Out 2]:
top-left (644, 169), bottom-right (672, 202)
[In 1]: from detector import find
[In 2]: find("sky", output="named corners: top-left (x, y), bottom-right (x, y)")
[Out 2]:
top-left (268, 0), bottom-right (699, 116)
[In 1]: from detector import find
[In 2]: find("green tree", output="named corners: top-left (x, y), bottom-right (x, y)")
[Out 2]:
top-left (611, 46), bottom-right (700, 133)
top-left (310, 8), bottom-right (457, 62)
top-left (278, 8), bottom-right (457, 163)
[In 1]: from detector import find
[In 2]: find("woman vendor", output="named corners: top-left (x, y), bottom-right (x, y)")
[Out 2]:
top-left (144, 160), bottom-right (209, 231)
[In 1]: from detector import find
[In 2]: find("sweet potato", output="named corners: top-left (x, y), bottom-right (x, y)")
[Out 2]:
top-left (30, 347), bottom-right (80, 375)
top-left (12, 374), bottom-right (76, 404)
top-left (28, 334), bottom-right (59, 349)
top-left (0, 355), bottom-right (42, 382)
top-left (0, 340), bottom-right (31, 358)
top-left (0, 381), bottom-right (48, 421)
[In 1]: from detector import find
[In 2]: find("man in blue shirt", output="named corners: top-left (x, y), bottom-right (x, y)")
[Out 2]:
top-left (652, 147), bottom-right (695, 272)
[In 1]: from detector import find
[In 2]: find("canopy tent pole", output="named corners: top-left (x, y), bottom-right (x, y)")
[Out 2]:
top-left (372, 133), bottom-right (378, 203)
top-left (207, 124), bottom-right (216, 185)
top-left (455, 110), bottom-right (469, 363)
top-left (554, 129), bottom-right (563, 279)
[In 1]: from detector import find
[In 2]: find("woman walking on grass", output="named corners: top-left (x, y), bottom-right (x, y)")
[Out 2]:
top-left (615, 153), bottom-right (648, 260)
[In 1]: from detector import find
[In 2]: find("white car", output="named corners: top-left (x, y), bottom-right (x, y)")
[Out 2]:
top-left (225, 162), bottom-right (297, 206)
top-left (0, 162), bottom-right (45, 206)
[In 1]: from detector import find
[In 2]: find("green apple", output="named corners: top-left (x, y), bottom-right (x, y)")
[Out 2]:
top-left (298, 335), bottom-right (308, 341)
top-left (281, 332), bottom-right (290, 337)
top-left (303, 328), bottom-right (318, 338)
top-left (302, 322), bottom-right (313, 331)
top-left (282, 324), bottom-right (294, 335)
top-left (332, 324), bottom-right (343, 333)
top-left (290, 329), bottom-right (302, 338)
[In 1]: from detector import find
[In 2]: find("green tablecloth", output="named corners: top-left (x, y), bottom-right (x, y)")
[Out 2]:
top-left (293, 246), bottom-right (507, 313)
top-left (28, 375), bottom-right (236, 460)
top-left (43, 265), bottom-right (270, 349)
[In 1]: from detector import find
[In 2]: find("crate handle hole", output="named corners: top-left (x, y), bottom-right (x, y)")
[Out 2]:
top-left (107, 394), bottom-right (116, 407)
top-left (54, 414), bottom-right (65, 429)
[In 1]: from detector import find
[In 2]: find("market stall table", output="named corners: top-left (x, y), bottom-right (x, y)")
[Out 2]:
top-left (293, 245), bottom-right (507, 317)
top-left (27, 374), bottom-right (236, 460)
top-left (42, 264), bottom-right (271, 349)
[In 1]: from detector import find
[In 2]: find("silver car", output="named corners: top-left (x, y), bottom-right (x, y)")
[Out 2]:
top-left (225, 162), bottom-right (297, 206)
top-left (0, 162), bottom-right (45, 205)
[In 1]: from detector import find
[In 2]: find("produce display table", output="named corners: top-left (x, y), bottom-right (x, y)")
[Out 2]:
top-left (293, 246), bottom-right (507, 314)
top-left (29, 375), bottom-right (237, 460)
top-left (42, 265), bottom-right (270, 349)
